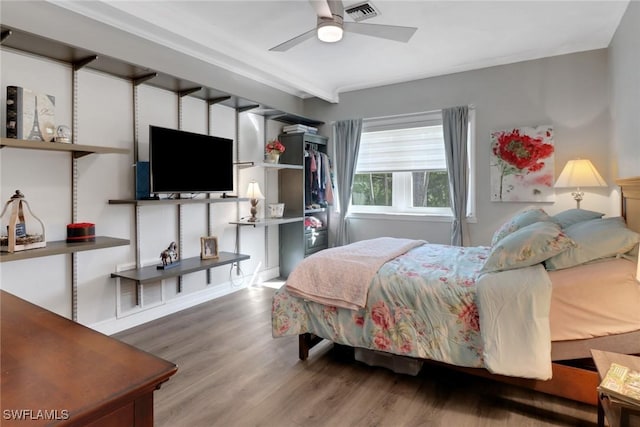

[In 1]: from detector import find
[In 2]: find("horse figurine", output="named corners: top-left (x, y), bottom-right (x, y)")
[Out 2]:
top-left (160, 241), bottom-right (178, 266)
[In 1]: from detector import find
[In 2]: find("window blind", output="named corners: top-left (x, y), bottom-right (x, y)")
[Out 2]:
top-left (356, 125), bottom-right (446, 173)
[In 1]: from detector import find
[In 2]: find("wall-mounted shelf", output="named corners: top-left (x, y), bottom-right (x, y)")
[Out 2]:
top-left (305, 207), bottom-right (327, 214)
top-left (230, 217), bottom-right (304, 227)
top-left (1, 137), bottom-right (130, 158)
top-left (0, 25), bottom-right (324, 128)
top-left (108, 197), bottom-right (249, 206)
top-left (0, 237), bottom-right (130, 263)
top-left (261, 163), bottom-right (303, 170)
top-left (111, 252), bottom-right (249, 284)
top-left (235, 161), bottom-right (255, 169)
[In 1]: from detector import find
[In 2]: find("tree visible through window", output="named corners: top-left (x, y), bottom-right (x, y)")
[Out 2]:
top-left (353, 173), bottom-right (392, 206)
top-left (412, 171), bottom-right (451, 208)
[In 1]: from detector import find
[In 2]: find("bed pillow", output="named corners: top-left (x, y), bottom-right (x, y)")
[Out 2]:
top-left (545, 217), bottom-right (640, 271)
top-left (491, 208), bottom-right (552, 246)
top-left (482, 221), bottom-right (575, 273)
top-left (551, 208), bottom-right (605, 229)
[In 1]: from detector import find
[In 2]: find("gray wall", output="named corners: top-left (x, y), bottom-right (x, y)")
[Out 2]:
top-left (609, 1), bottom-right (640, 180)
top-left (305, 49), bottom-right (616, 246)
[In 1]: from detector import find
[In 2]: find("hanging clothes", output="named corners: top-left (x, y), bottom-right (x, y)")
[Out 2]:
top-left (304, 146), bottom-right (334, 208)
top-left (304, 154), bottom-right (313, 207)
top-left (322, 153), bottom-right (334, 205)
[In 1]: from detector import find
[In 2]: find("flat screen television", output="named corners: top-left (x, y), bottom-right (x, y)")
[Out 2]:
top-left (149, 125), bottom-right (233, 194)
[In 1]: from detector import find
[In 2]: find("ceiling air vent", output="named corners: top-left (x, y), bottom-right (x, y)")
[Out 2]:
top-left (345, 1), bottom-right (380, 22)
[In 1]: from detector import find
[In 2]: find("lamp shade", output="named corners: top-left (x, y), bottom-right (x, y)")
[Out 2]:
top-left (246, 181), bottom-right (264, 199)
top-left (554, 159), bottom-right (607, 188)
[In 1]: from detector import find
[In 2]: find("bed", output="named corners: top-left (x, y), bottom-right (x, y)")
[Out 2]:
top-left (271, 177), bottom-right (640, 405)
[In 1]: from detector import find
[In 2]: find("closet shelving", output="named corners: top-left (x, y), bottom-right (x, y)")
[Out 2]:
top-left (277, 132), bottom-right (330, 277)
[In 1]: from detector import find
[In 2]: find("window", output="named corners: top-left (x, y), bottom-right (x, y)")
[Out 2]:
top-left (351, 110), bottom-right (475, 217)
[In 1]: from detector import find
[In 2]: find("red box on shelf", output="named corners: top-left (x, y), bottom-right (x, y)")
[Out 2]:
top-left (66, 223), bottom-right (95, 243)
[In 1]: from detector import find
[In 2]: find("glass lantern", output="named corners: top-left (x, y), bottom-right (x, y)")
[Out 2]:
top-left (0, 190), bottom-right (46, 253)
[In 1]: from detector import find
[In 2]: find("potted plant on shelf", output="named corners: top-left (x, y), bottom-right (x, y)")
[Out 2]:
top-left (265, 139), bottom-right (286, 163)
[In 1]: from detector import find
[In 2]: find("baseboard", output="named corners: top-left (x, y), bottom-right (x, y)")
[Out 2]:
top-left (89, 280), bottom-right (244, 336)
top-left (257, 266), bottom-right (282, 283)
top-left (90, 263), bottom-right (283, 336)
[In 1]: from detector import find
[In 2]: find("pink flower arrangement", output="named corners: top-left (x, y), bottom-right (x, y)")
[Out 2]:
top-left (266, 140), bottom-right (286, 154)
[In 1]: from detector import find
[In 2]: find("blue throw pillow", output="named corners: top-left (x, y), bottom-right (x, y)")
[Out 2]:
top-left (482, 221), bottom-right (575, 273)
top-left (491, 208), bottom-right (553, 246)
top-left (551, 208), bottom-right (604, 229)
top-left (545, 217), bottom-right (640, 270)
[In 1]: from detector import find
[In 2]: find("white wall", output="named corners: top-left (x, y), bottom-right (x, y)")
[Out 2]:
top-left (609, 1), bottom-right (640, 180)
top-left (0, 49), bottom-right (283, 333)
top-left (304, 49), bottom-right (615, 246)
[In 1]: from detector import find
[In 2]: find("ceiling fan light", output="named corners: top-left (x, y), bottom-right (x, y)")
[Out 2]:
top-left (317, 21), bottom-right (343, 43)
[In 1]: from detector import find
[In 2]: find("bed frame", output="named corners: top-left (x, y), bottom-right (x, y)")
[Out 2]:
top-left (298, 176), bottom-right (640, 406)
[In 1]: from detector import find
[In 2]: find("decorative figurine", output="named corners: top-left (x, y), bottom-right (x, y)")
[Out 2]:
top-left (158, 241), bottom-right (179, 269)
top-left (54, 125), bottom-right (72, 143)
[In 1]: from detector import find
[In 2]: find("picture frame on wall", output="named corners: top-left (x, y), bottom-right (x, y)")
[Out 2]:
top-left (490, 125), bottom-right (555, 202)
top-left (200, 236), bottom-right (219, 260)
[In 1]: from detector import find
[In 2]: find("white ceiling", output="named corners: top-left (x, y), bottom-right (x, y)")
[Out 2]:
top-left (51, 0), bottom-right (629, 103)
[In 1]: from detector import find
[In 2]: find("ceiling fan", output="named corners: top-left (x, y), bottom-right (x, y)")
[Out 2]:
top-left (269, 0), bottom-right (418, 52)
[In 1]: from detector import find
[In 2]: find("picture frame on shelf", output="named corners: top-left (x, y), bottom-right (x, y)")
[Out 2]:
top-left (200, 236), bottom-right (219, 260)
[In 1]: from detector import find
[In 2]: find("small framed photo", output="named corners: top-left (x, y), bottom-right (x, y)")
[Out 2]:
top-left (200, 236), bottom-right (219, 260)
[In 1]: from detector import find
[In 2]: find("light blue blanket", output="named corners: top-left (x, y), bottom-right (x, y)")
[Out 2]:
top-left (272, 242), bottom-right (552, 379)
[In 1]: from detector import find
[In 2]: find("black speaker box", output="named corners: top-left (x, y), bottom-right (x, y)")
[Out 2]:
top-left (135, 161), bottom-right (151, 200)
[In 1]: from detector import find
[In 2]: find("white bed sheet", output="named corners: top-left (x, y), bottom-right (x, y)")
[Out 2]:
top-left (549, 257), bottom-right (640, 341)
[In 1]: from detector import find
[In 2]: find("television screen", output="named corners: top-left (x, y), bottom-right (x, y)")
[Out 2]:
top-left (149, 125), bottom-right (233, 194)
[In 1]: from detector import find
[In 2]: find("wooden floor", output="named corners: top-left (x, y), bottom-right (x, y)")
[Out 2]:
top-left (115, 285), bottom-right (598, 427)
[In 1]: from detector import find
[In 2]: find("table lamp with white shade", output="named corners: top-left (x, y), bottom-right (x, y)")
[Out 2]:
top-left (246, 181), bottom-right (264, 222)
top-left (554, 159), bottom-right (607, 209)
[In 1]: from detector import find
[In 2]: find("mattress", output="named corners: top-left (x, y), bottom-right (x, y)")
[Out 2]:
top-left (549, 257), bottom-right (640, 341)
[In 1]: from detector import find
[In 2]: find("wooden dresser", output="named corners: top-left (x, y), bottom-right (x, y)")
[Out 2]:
top-left (0, 290), bottom-right (177, 426)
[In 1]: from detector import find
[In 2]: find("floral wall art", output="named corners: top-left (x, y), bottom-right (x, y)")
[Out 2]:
top-left (490, 125), bottom-right (555, 202)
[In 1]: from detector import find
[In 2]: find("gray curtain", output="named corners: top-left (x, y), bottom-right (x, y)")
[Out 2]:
top-left (442, 106), bottom-right (470, 246)
top-left (332, 119), bottom-right (363, 246)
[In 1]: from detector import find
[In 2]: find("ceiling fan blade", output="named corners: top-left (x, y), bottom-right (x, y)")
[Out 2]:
top-left (308, 0), bottom-right (332, 18)
top-left (327, 0), bottom-right (345, 17)
top-left (343, 22), bottom-right (417, 43)
top-left (269, 28), bottom-right (317, 52)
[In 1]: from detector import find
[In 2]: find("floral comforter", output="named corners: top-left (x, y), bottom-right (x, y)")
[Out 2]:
top-left (272, 242), bottom-right (553, 379)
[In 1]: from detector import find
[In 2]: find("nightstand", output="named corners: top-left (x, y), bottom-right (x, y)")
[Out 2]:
top-left (591, 349), bottom-right (640, 427)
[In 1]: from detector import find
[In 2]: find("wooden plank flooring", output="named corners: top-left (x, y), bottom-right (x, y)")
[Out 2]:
top-left (115, 286), bottom-right (598, 427)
